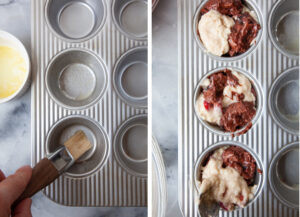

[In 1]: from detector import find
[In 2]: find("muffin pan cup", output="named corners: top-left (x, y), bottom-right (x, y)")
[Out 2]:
top-left (193, 141), bottom-right (265, 211)
top-left (45, 0), bottom-right (107, 43)
top-left (45, 48), bottom-right (108, 110)
top-left (268, 66), bottom-right (299, 135)
top-left (113, 46), bottom-right (148, 108)
top-left (112, 0), bottom-right (148, 41)
top-left (268, 0), bottom-right (299, 59)
top-left (193, 0), bottom-right (263, 62)
top-left (32, 0), bottom-right (147, 207)
top-left (179, 0), bottom-right (299, 216)
top-left (193, 66), bottom-right (264, 137)
top-left (269, 141), bottom-right (299, 209)
top-left (113, 114), bottom-right (148, 177)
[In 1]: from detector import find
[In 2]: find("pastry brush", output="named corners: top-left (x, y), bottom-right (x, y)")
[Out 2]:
top-left (13, 130), bottom-right (92, 206)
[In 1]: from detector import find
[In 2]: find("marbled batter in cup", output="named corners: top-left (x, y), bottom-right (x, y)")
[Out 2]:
top-left (197, 0), bottom-right (261, 57)
top-left (197, 146), bottom-right (258, 211)
top-left (195, 69), bottom-right (256, 134)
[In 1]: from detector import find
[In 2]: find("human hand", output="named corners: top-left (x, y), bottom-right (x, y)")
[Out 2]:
top-left (0, 166), bottom-right (32, 217)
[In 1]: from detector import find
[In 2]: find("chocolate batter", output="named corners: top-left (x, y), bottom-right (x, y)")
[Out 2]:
top-left (228, 12), bottom-right (261, 56)
top-left (222, 146), bottom-right (256, 184)
top-left (202, 69), bottom-right (238, 105)
top-left (200, 0), bottom-right (243, 17)
top-left (220, 101), bottom-right (256, 132)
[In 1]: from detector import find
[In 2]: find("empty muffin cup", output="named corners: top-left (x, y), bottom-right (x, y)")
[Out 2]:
top-left (112, 0), bottom-right (148, 40)
top-left (45, 115), bottom-right (109, 177)
top-left (45, 0), bottom-right (106, 42)
top-left (45, 48), bottom-right (108, 110)
top-left (113, 114), bottom-right (147, 177)
top-left (269, 67), bottom-right (299, 135)
top-left (194, 141), bottom-right (265, 211)
top-left (193, 67), bottom-right (263, 136)
top-left (269, 141), bottom-right (299, 209)
top-left (113, 46), bottom-right (147, 108)
top-left (268, 0), bottom-right (299, 58)
top-left (193, 0), bottom-right (263, 61)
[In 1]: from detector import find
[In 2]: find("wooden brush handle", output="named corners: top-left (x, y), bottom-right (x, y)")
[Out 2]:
top-left (13, 158), bottom-right (59, 207)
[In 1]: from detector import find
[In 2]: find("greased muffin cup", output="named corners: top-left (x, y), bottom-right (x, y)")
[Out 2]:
top-left (269, 141), bottom-right (299, 209)
top-left (113, 114), bottom-right (148, 177)
top-left (193, 66), bottom-right (264, 137)
top-left (268, 66), bottom-right (299, 135)
top-left (45, 0), bottom-right (107, 42)
top-left (112, 0), bottom-right (148, 40)
top-left (45, 115), bottom-right (109, 177)
top-left (112, 46), bottom-right (148, 108)
top-left (194, 141), bottom-right (265, 211)
top-left (268, 0), bottom-right (299, 59)
top-left (45, 48), bottom-right (108, 110)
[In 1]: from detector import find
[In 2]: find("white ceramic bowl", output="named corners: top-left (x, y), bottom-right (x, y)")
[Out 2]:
top-left (0, 30), bottom-right (31, 103)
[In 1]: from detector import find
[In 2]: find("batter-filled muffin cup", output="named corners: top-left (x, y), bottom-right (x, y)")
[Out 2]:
top-left (194, 142), bottom-right (264, 211)
top-left (193, 0), bottom-right (263, 61)
top-left (194, 67), bottom-right (263, 136)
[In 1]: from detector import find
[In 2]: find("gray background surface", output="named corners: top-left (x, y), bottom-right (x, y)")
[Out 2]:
top-left (153, 0), bottom-right (182, 216)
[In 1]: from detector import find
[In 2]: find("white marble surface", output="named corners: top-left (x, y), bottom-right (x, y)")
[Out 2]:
top-left (153, 0), bottom-right (183, 217)
top-left (0, 0), bottom-right (146, 216)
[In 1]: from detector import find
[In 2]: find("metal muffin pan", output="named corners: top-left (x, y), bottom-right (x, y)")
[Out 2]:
top-left (193, 141), bottom-right (265, 211)
top-left (193, 0), bottom-right (263, 62)
top-left (112, 0), bottom-right (148, 40)
top-left (268, 0), bottom-right (299, 59)
top-left (178, 0), bottom-right (299, 216)
top-left (269, 141), bottom-right (299, 209)
top-left (269, 66), bottom-right (299, 135)
top-left (193, 66), bottom-right (264, 137)
top-left (45, 0), bottom-right (107, 42)
top-left (113, 46), bottom-right (148, 108)
top-left (32, 0), bottom-right (147, 207)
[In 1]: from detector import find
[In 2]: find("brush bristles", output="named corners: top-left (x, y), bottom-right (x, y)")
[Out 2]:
top-left (64, 131), bottom-right (92, 161)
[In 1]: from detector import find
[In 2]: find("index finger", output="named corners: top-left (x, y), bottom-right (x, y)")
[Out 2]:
top-left (0, 166), bottom-right (32, 207)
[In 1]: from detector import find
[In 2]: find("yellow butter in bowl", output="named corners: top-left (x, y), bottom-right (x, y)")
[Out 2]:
top-left (0, 30), bottom-right (30, 103)
top-left (0, 46), bottom-right (27, 98)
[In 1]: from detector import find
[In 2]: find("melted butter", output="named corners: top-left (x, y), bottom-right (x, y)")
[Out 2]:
top-left (0, 46), bottom-right (27, 98)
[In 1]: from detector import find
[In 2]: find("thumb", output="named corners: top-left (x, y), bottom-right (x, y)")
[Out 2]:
top-left (0, 166), bottom-right (32, 207)
top-left (12, 198), bottom-right (32, 217)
